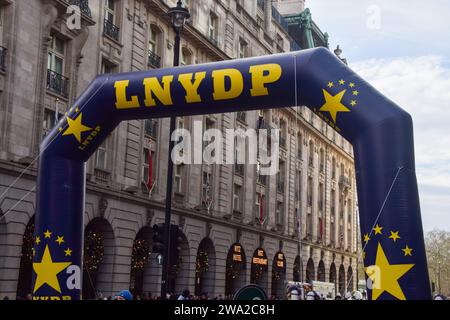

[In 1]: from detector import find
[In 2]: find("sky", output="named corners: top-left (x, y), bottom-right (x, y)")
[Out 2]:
top-left (306, 0), bottom-right (450, 232)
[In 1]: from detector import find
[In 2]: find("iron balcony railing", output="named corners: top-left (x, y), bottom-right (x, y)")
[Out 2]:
top-left (47, 69), bottom-right (69, 98)
top-left (103, 19), bottom-right (120, 41)
top-left (148, 50), bottom-right (161, 68)
top-left (66, 0), bottom-right (92, 18)
top-left (0, 46), bottom-right (7, 72)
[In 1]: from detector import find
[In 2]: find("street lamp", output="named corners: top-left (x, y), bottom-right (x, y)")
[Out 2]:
top-left (161, 0), bottom-right (190, 300)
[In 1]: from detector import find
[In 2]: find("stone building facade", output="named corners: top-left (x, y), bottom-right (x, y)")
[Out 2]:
top-left (0, 0), bottom-right (358, 299)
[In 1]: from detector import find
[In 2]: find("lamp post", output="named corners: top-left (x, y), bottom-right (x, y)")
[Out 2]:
top-left (161, 0), bottom-right (190, 300)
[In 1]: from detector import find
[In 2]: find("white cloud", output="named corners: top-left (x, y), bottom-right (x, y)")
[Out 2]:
top-left (351, 56), bottom-right (450, 231)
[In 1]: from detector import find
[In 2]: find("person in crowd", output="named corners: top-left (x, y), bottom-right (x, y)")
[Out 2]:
top-left (178, 289), bottom-right (190, 300)
top-left (335, 293), bottom-right (342, 300)
top-left (352, 290), bottom-right (363, 300)
top-left (114, 290), bottom-right (133, 300)
top-left (304, 283), bottom-right (321, 300)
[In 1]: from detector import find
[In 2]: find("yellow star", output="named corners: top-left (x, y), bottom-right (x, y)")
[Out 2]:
top-left (62, 113), bottom-right (92, 143)
top-left (365, 243), bottom-right (414, 300)
top-left (363, 233), bottom-right (370, 244)
top-left (389, 231), bottom-right (401, 242)
top-left (35, 236), bottom-right (41, 245)
top-left (349, 82), bottom-right (355, 88)
top-left (350, 100), bottom-right (357, 107)
top-left (402, 245), bottom-right (413, 257)
top-left (33, 245), bottom-right (71, 294)
top-left (44, 230), bottom-right (52, 239)
top-left (64, 248), bottom-right (72, 257)
top-left (339, 79), bottom-right (345, 85)
top-left (328, 81), bottom-right (334, 88)
top-left (373, 224), bottom-right (383, 235)
top-left (56, 236), bottom-right (64, 245)
top-left (353, 90), bottom-right (359, 96)
top-left (319, 89), bottom-right (350, 123)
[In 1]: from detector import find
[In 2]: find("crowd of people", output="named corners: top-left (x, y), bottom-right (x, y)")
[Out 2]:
top-left (6, 288), bottom-right (449, 300)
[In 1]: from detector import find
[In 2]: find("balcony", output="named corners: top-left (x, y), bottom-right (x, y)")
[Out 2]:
top-left (144, 120), bottom-right (158, 139)
top-left (94, 168), bottom-right (110, 183)
top-left (47, 70), bottom-right (69, 98)
top-left (148, 50), bottom-right (161, 68)
top-left (66, 0), bottom-right (92, 18)
top-left (236, 111), bottom-right (246, 123)
top-left (0, 46), bottom-right (6, 72)
top-left (235, 164), bottom-right (244, 176)
top-left (103, 19), bottom-right (120, 41)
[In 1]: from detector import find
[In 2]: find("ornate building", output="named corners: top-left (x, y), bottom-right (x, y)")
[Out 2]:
top-left (0, 0), bottom-right (358, 299)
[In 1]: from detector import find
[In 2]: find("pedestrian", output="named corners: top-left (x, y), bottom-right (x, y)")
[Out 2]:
top-left (178, 289), bottom-right (190, 300)
top-left (114, 290), bottom-right (133, 300)
top-left (304, 284), bottom-right (321, 300)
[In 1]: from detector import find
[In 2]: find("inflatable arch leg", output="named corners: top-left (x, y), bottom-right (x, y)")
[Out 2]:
top-left (32, 48), bottom-right (430, 300)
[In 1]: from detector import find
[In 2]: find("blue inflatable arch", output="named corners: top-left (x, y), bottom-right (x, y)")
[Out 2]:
top-left (33, 48), bottom-right (430, 300)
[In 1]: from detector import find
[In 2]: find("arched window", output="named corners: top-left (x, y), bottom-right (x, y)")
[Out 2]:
top-left (308, 141), bottom-right (314, 166)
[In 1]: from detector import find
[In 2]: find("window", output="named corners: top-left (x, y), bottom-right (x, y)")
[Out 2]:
top-left (238, 38), bottom-right (248, 58)
top-left (47, 35), bottom-right (68, 97)
top-left (297, 133), bottom-right (302, 158)
top-left (307, 177), bottom-right (313, 207)
top-left (148, 25), bottom-right (161, 68)
top-left (276, 201), bottom-right (284, 225)
top-left (101, 59), bottom-right (117, 74)
top-left (332, 157), bottom-right (336, 179)
top-left (276, 34), bottom-right (284, 53)
top-left (295, 170), bottom-right (301, 203)
top-left (103, 0), bottom-right (119, 41)
top-left (307, 212), bottom-right (312, 238)
top-left (174, 164), bottom-right (184, 194)
top-left (144, 119), bottom-right (158, 139)
top-left (42, 108), bottom-right (63, 138)
top-left (318, 183), bottom-right (324, 211)
top-left (277, 160), bottom-right (285, 194)
top-left (208, 12), bottom-right (218, 43)
top-left (48, 35), bottom-right (65, 75)
top-left (319, 148), bottom-right (325, 173)
top-left (95, 142), bottom-right (107, 170)
top-left (202, 171), bottom-right (212, 205)
top-left (233, 184), bottom-right (242, 212)
top-left (181, 48), bottom-right (192, 66)
top-left (255, 193), bottom-right (265, 220)
top-left (104, 0), bottom-right (115, 23)
top-left (309, 141), bottom-right (314, 166)
top-left (279, 119), bottom-right (287, 148)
